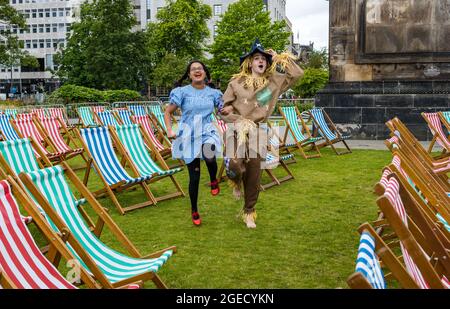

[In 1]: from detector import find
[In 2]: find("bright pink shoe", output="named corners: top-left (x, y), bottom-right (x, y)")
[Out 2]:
top-left (192, 212), bottom-right (201, 226)
top-left (210, 180), bottom-right (220, 196)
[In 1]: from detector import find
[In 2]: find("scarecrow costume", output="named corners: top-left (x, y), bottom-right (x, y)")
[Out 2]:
top-left (219, 39), bottom-right (303, 228)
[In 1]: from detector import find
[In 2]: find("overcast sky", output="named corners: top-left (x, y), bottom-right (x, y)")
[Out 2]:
top-left (285, 1), bottom-right (329, 50)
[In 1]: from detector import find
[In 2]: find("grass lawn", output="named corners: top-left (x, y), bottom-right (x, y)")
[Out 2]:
top-left (42, 146), bottom-right (391, 289)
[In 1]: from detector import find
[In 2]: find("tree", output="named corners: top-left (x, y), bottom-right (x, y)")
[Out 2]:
top-left (0, 1), bottom-right (38, 94)
top-left (209, 0), bottom-right (290, 88)
top-left (145, 0), bottom-right (211, 88)
top-left (302, 47), bottom-right (328, 70)
top-left (292, 68), bottom-right (329, 98)
top-left (55, 0), bottom-right (150, 90)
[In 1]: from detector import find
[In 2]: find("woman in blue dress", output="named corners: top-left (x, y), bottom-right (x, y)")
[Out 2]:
top-left (164, 60), bottom-right (223, 226)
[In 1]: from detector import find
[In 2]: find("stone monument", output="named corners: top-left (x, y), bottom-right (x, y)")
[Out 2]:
top-left (316, 0), bottom-right (450, 140)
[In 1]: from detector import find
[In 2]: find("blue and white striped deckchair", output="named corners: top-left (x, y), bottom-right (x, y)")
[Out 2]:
top-left (21, 164), bottom-right (176, 289)
top-left (279, 106), bottom-right (321, 159)
top-left (309, 108), bottom-right (351, 155)
top-left (260, 152), bottom-right (295, 190)
top-left (78, 127), bottom-right (156, 215)
top-left (77, 107), bottom-right (98, 127)
top-left (354, 231), bottom-right (386, 289)
top-left (115, 109), bottom-right (133, 125)
top-left (148, 105), bottom-right (168, 132)
top-left (128, 105), bottom-right (147, 117)
top-left (0, 114), bottom-right (20, 140)
top-left (95, 110), bottom-right (120, 126)
top-left (112, 124), bottom-right (185, 202)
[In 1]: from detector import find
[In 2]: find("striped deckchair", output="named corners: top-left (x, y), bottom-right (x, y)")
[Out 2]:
top-left (11, 117), bottom-right (63, 162)
top-left (77, 127), bottom-right (157, 215)
top-left (37, 117), bottom-right (86, 163)
top-left (94, 110), bottom-right (120, 126)
top-left (31, 108), bottom-right (48, 120)
top-left (279, 106), bottom-right (322, 159)
top-left (76, 107), bottom-right (98, 127)
top-left (378, 177), bottom-right (450, 288)
top-left (128, 105), bottom-right (147, 117)
top-left (347, 223), bottom-right (419, 289)
top-left (308, 108), bottom-right (351, 155)
top-left (47, 107), bottom-right (66, 124)
top-left (439, 111), bottom-right (450, 135)
top-left (0, 114), bottom-right (20, 141)
top-left (148, 104), bottom-right (168, 132)
top-left (0, 177), bottom-right (102, 289)
top-left (19, 164), bottom-right (175, 288)
top-left (259, 152), bottom-right (295, 191)
top-left (110, 124), bottom-right (185, 203)
top-left (114, 109), bottom-right (133, 125)
top-left (422, 112), bottom-right (450, 157)
top-left (16, 113), bottom-right (33, 120)
top-left (3, 109), bottom-right (18, 119)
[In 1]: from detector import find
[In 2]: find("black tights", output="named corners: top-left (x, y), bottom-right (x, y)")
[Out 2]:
top-left (186, 144), bottom-right (218, 213)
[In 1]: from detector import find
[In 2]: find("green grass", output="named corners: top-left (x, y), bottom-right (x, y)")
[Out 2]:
top-left (50, 147), bottom-right (391, 289)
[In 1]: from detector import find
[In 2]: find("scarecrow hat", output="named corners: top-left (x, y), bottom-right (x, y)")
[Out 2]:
top-left (239, 38), bottom-right (273, 66)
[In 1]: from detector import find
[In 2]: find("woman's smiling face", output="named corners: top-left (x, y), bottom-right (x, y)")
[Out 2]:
top-left (250, 53), bottom-right (267, 75)
top-left (189, 62), bottom-right (207, 84)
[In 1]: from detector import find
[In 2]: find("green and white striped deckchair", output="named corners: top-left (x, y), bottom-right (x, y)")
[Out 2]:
top-left (148, 104), bottom-right (168, 132)
top-left (439, 111), bottom-right (450, 135)
top-left (279, 106), bottom-right (322, 159)
top-left (77, 107), bottom-right (98, 127)
top-left (309, 108), bottom-right (352, 155)
top-left (111, 124), bottom-right (185, 203)
top-left (19, 163), bottom-right (176, 289)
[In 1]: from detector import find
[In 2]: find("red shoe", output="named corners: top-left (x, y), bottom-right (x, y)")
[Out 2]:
top-left (192, 212), bottom-right (201, 226)
top-left (210, 180), bottom-right (220, 196)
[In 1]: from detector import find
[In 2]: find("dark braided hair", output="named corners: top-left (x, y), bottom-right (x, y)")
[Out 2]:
top-left (174, 60), bottom-right (215, 89)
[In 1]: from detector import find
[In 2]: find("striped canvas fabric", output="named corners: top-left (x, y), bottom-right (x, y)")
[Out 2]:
top-left (442, 112), bottom-right (450, 134)
top-left (31, 109), bottom-right (48, 120)
top-left (310, 108), bottom-right (350, 141)
top-left (91, 106), bottom-right (105, 113)
top-left (96, 111), bottom-right (120, 126)
top-left (211, 113), bottom-right (227, 135)
top-left (128, 105), bottom-right (147, 117)
top-left (40, 117), bottom-right (82, 155)
top-left (47, 108), bottom-right (66, 124)
top-left (77, 107), bottom-right (97, 127)
top-left (115, 125), bottom-right (181, 177)
top-left (80, 127), bottom-right (153, 186)
top-left (16, 113), bottom-right (33, 120)
top-left (148, 105), bottom-right (167, 131)
top-left (265, 153), bottom-right (294, 166)
top-left (0, 114), bottom-right (20, 140)
top-left (3, 109), bottom-right (18, 119)
top-left (26, 165), bottom-right (174, 284)
top-left (354, 231), bottom-right (386, 289)
top-left (131, 115), bottom-right (165, 152)
top-left (281, 107), bottom-right (321, 143)
top-left (115, 110), bottom-right (133, 125)
top-left (0, 180), bottom-right (76, 289)
top-left (422, 113), bottom-right (450, 149)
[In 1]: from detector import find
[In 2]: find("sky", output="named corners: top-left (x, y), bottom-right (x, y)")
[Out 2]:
top-left (285, 0), bottom-right (329, 50)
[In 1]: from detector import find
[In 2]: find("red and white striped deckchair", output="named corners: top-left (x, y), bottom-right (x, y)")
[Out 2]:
top-left (37, 117), bottom-right (84, 160)
top-left (0, 179), bottom-right (76, 289)
top-left (47, 108), bottom-right (66, 124)
top-left (16, 113), bottom-right (33, 120)
top-left (31, 109), bottom-right (48, 120)
top-left (131, 114), bottom-right (169, 153)
top-left (11, 118), bottom-right (63, 161)
top-left (422, 112), bottom-right (450, 155)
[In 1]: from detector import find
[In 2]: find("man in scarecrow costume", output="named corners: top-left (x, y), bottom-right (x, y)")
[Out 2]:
top-left (220, 39), bottom-right (303, 228)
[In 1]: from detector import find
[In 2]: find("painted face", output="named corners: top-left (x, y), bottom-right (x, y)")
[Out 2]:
top-left (250, 53), bottom-right (267, 75)
top-left (188, 62), bottom-right (207, 84)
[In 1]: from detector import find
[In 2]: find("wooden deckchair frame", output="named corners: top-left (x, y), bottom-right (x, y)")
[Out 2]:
top-left (259, 155), bottom-right (295, 191)
top-left (307, 108), bottom-right (351, 155)
top-left (4, 176), bottom-right (101, 289)
top-left (421, 112), bottom-right (449, 158)
top-left (347, 223), bottom-right (419, 289)
top-left (278, 105), bottom-right (321, 159)
top-left (376, 180), bottom-right (449, 288)
top-left (18, 170), bottom-right (169, 289)
top-left (109, 124), bottom-right (185, 203)
top-left (74, 127), bottom-right (157, 215)
top-left (267, 121), bottom-right (296, 165)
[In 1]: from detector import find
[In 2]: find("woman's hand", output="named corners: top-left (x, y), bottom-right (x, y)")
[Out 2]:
top-left (266, 49), bottom-right (277, 57)
top-left (220, 105), bottom-right (234, 115)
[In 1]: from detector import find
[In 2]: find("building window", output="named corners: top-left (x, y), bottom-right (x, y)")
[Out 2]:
top-left (214, 5), bottom-right (222, 16)
top-left (213, 25), bottom-right (218, 38)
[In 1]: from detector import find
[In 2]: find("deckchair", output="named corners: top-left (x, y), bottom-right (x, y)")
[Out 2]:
top-left (279, 106), bottom-right (322, 159)
top-left (114, 109), bottom-right (134, 125)
top-left (11, 117), bottom-right (64, 162)
top-left (439, 111), bottom-right (450, 135)
top-left (76, 127), bottom-right (157, 215)
top-left (376, 176), bottom-right (450, 288)
top-left (148, 104), bottom-right (171, 133)
top-left (76, 107), bottom-right (98, 127)
top-left (347, 223), bottom-right (419, 289)
top-left (16, 113), bottom-right (33, 120)
top-left (31, 108), bottom-right (48, 120)
top-left (110, 124), bottom-right (185, 202)
top-left (260, 152), bottom-right (295, 191)
top-left (3, 108), bottom-right (18, 119)
top-left (128, 105), bottom-right (147, 117)
top-left (19, 164), bottom-right (175, 289)
top-left (47, 107), bottom-right (67, 124)
top-left (266, 121), bottom-right (296, 164)
top-left (36, 117), bottom-right (87, 164)
top-left (94, 110), bottom-right (121, 127)
top-left (421, 112), bottom-right (450, 157)
top-left (308, 108), bottom-right (351, 155)
top-left (0, 114), bottom-right (21, 141)
top-left (0, 176), bottom-right (99, 289)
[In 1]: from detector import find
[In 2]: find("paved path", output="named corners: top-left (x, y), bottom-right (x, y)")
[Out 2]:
top-left (346, 139), bottom-right (436, 151)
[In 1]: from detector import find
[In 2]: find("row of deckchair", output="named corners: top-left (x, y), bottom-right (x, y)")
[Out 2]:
top-left (347, 117), bottom-right (450, 289)
top-left (421, 111), bottom-right (450, 158)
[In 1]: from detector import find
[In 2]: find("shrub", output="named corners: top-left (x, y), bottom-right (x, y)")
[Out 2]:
top-left (46, 85), bottom-right (143, 103)
top-left (102, 89), bottom-right (142, 102)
